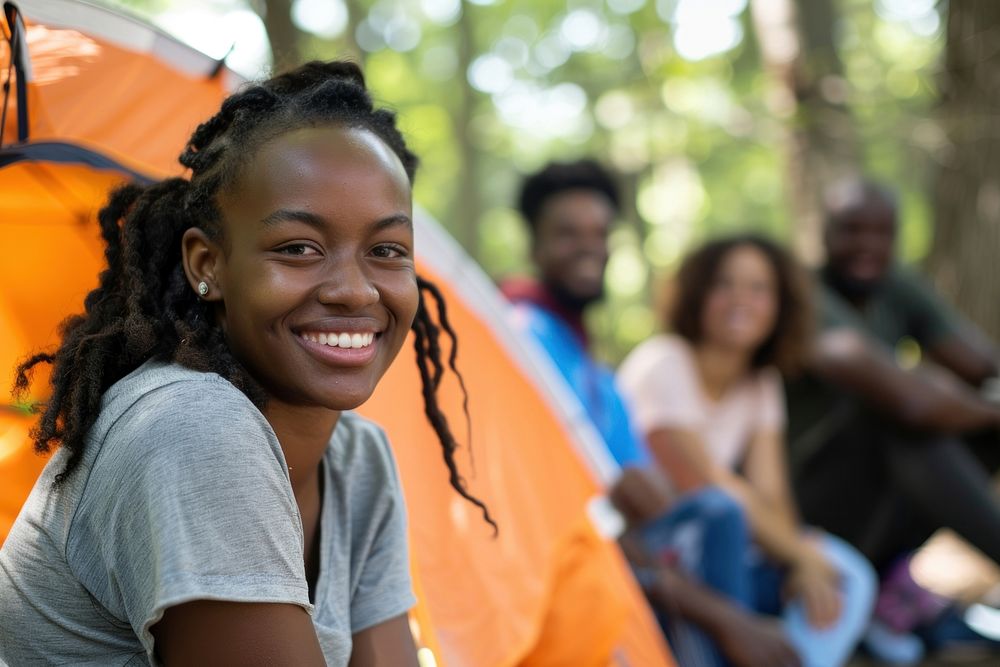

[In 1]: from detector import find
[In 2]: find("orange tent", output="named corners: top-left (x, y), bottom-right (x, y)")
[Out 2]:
top-left (0, 0), bottom-right (247, 540)
top-left (0, 2), bottom-right (673, 665)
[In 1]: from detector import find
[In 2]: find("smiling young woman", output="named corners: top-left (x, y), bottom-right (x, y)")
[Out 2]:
top-left (618, 236), bottom-right (877, 667)
top-left (0, 61), bottom-right (490, 666)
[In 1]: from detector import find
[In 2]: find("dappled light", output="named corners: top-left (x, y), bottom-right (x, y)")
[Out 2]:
top-left (119, 0), bottom-right (937, 361)
top-left (292, 0), bottom-right (349, 39)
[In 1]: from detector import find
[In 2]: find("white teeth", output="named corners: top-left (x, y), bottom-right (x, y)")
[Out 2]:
top-left (301, 331), bottom-right (377, 349)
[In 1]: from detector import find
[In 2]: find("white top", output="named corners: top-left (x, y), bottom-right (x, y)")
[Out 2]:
top-left (617, 334), bottom-right (785, 470)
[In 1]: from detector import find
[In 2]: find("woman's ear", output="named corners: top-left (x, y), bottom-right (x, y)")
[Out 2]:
top-left (182, 227), bottom-right (223, 301)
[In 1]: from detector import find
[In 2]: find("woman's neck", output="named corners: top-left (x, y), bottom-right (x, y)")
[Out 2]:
top-left (263, 402), bottom-right (340, 492)
top-left (692, 341), bottom-right (753, 401)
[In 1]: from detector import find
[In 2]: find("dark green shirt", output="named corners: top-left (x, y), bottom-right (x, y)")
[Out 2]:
top-left (786, 268), bottom-right (964, 468)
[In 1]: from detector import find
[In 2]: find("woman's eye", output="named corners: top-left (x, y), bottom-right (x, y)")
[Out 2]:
top-left (372, 244), bottom-right (407, 259)
top-left (276, 244), bottom-right (319, 257)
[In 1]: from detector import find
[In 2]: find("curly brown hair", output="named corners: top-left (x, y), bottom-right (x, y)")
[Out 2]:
top-left (666, 234), bottom-right (814, 376)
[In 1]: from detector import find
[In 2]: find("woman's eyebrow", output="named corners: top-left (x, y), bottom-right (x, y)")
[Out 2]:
top-left (372, 214), bottom-right (413, 232)
top-left (258, 210), bottom-right (412, 232)
top-left (259, 209), bottom-right (327, 230)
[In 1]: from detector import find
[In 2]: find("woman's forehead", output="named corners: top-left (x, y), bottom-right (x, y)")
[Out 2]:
top-left (254, 126), bottom-right (407, 184)
top-left (218, 125), bottom-right (411, 218)
top-left (232, 126), bottom-right (410, 198)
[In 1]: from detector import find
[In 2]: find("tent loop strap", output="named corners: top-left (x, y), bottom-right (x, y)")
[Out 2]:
top-left (1, 1), bottom-right (29, 145)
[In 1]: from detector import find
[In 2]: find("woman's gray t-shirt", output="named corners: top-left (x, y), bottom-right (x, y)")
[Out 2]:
top-left (0, 361), bottom-right (414, 666)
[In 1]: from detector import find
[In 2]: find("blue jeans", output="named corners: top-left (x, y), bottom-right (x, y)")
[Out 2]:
top-left (639, 487), bottom-right (751, 666)
top-left (639, 488), bottom-right (876, 667)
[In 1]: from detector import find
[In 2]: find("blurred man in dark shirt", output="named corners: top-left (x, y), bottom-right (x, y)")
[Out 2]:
top-left (787, 179), bottom-right (1000, 573)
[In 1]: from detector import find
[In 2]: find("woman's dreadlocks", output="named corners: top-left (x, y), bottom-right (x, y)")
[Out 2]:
top-left (14, 61), bottom-right (495, 531)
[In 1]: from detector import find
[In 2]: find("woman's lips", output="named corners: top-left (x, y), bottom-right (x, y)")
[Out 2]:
top-left (295, 331), bottom-right (380, 366)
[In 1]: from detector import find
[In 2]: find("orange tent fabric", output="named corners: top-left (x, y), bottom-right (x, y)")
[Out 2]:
top-left (0, 2), bottom-right (674, 664)
top-left (1, 0), bottom-right (243, 176)
top-left (0, 0), bottom-right (244, 541)
top-left (356, 221), bottom-right (673, 663)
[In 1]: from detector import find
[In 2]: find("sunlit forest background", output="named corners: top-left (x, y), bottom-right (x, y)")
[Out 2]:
top-left (106, 0), bottom-right (995, 363)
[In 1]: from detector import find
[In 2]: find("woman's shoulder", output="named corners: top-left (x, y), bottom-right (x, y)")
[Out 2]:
top-left (617, 334), bottom-right (701, 408)
top-left (71, 362), bottom-right (290, 545)
top-left (20, 362), bottom-right (287, 574)
top-left (329, 412), bottom-right (394, 466)
top-left (103, 359), bottom-right (250, 410)
top-left (95, 360), bottom-right (277, 469)
top-left (325, 413), bottom-right (404, 504)
top-left (620, 333), bottom-right (693, 374)
top-left (104, 360), bottom-right (258, 420)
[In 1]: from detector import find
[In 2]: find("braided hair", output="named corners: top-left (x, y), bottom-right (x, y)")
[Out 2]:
top-left (14, 61), bottom-right (495, 531)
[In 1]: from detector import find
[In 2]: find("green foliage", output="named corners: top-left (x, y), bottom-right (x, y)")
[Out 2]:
top-left (102, 0), bottom-right (945, 363)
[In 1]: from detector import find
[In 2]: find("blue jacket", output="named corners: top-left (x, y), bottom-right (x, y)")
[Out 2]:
top-left (509, 300), bottom-right (652, 469)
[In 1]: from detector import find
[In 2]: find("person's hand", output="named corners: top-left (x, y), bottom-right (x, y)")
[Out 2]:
top-left (716, 612), bottom-right (801, 667)
top-left (784, 545), bottom-right (842, 629)
top-left (608, 466), bottom-right (675, 526)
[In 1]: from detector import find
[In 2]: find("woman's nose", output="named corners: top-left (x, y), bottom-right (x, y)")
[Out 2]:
top-left (316, 261), bottom-right (379, 310)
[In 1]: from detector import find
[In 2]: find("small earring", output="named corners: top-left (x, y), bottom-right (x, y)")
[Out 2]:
top-left (197, 281), bottom-right (209, 297)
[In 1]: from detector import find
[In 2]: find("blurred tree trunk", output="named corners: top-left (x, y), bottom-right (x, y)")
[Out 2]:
top-left (928, 2), bottom-right (1000, 340)
top-left (452, 4), bottom-right (482, 260)
top-left (259, 0), bottom-right (304, 72)
top-left (341, 0), bottom-right (365, 64)
top-left (750, 0), bottom-right (860, 264)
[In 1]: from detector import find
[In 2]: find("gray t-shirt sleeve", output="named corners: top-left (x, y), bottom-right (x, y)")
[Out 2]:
top-left (68, 376), bottom-right (310, 661)
top-left (344, 420), bottom-right (415, 634)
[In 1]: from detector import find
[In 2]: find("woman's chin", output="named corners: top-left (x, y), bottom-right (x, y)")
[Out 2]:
top-left (273, 384), bottom-right (377, 413)
top-left (322, 392), bottom-right (374, 412)
top-left (708, 333), bottom-right (768, 357)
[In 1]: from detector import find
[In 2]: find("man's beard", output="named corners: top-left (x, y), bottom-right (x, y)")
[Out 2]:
top-left (821, 264), bottom-right (884, 300)
top-left (545, 279), bottom-right (603, 312)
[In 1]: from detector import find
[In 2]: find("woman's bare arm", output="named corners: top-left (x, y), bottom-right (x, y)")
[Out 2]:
top-left (152, 601), bottom-right (326, 666)
top-left (349, 613), bottom-right (419, 667)
top-left (647, 427), bottom-right (811, 567)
